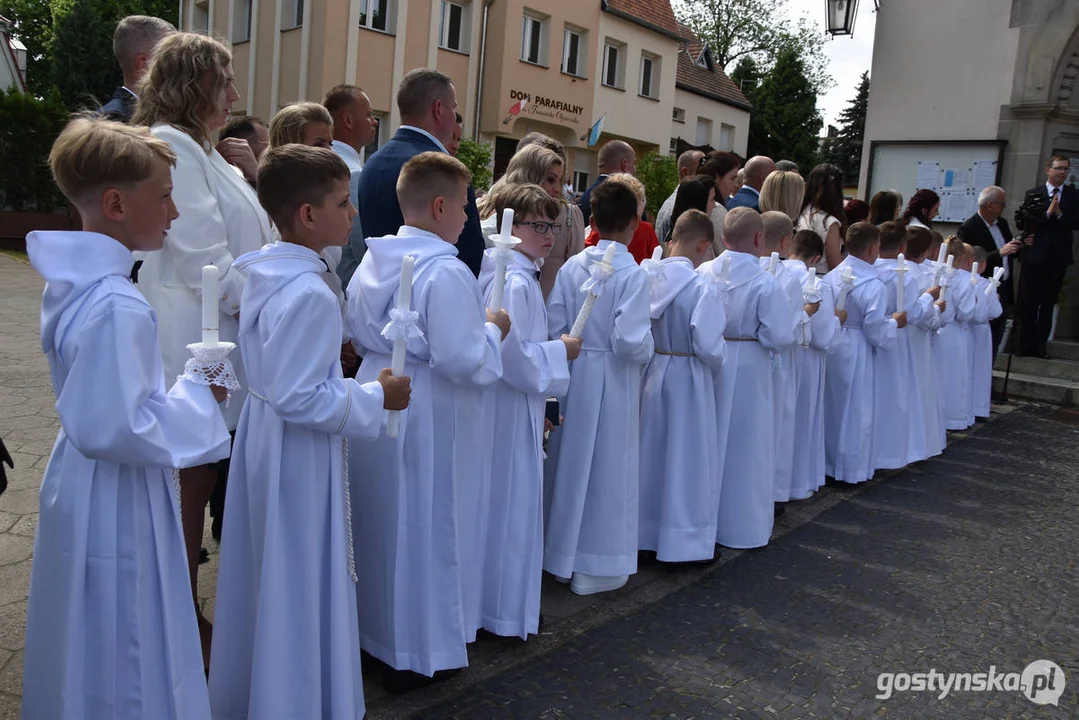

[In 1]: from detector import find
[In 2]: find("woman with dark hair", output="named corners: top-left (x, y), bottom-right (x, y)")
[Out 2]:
top-left (844, 198), bottom-right (869, 225)
top-left (700, 151), bottom-right (741, 249)
top-left (869, 189), bottom-right (903, 225)
top-left (666, 174), bottom-right (717, 249)
top-left (901, 189), bottom-right (940, 229)
top-left (797, 163), bottom-right (846, 273)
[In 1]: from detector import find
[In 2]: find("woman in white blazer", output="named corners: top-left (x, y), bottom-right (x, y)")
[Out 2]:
top-left (132, 32), bottom-right (273, 665)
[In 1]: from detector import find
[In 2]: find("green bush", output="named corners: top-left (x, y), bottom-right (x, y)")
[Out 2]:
top-left (457, 137), bottom-right (493, 191)
top-left (636, 151), bottom-right (678, 220)
top-left (0, 88), bottom-right (70, 211)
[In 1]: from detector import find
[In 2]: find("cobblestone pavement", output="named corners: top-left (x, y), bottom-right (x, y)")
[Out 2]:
top-left (2, 254), bottom-right (1076, 719)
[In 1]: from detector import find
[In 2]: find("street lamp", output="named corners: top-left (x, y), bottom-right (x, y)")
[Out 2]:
top-left (825, 0), bottom-right (860, 36)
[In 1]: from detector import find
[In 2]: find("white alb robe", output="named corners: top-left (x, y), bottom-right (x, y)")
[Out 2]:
top-left (940, 269), bottom-right (977, 430)
top-left (209, 242), bottom-right (386, 719)
top-left (23, 231), bottom-right (230, 720)
top-left (638, 258), bottom-right (726, 562)
top-left (917, 259), bottom-right (948, 455)
top-left (760, 258), bottom-right (804, 503)
top-left (823, 256), bottom-right (897, 484)
top-left (783, 259), bottom-right (839, 499)
top-left (700, 251), bottom-right (793, 549)
top-left (544, 240), bottom-right (654, 579)
top-left (345, 227), bottom-right (503, 675)
top-left (478, 249), bottom-right (570, 638)
top-left (971, 275), bottom-right (1003, 418)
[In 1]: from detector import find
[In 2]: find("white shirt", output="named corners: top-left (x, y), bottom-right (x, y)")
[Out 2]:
top-left (738, 184), bottom-right (761, 199)
top-left (979, 212), bottom-right (1009, 280)
top-left (1046, 181), bottom-right (1065, 219)
top-left (399, 124), bottom-right (448, 154)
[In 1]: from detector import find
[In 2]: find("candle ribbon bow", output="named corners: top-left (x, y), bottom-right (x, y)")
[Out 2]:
top-left (580, 259), bottom-right (616, 296)
top-left (381, 307), bottom-right (425, 343)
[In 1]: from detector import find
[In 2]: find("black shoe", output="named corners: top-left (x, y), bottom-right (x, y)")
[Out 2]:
top-left (360, 649), bottom-right (388, 675)
top-left (824, 476), bottom-right (841, 488)
top-left (1038, 351), bottom-right (1052, 359)
top-left (537, 614), bottom-right (546, 632)
top-left (662, 556), bottom-right (718, 573)
top-left (774, 502), bottom-right (787, 518)
top-left (199, 547), bottom-right (210, 564)
top-left (382, 668), bottom-right (461, 695)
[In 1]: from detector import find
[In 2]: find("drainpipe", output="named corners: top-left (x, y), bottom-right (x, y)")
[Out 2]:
top-left (473, 0), bottom-right (495, 141)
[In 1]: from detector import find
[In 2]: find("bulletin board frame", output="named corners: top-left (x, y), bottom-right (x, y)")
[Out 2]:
top-left (864, 139), bottom-right (1007, 224)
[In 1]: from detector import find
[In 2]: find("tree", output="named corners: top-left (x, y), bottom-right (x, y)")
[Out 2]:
top-left (457, 137), bottom-right (493, 190)
top-left (0, 0), bottom-right (55, 96)
top-left (744, 46), bottom-right (822, 173)
top-left (0, 87), bottom-right (69, 210)
top-left (636, 152), bottom-right (678, 220)
top-left (675, 0), bottom-right (832, 95)
top-left (822, 71), bottom-right (869, 184)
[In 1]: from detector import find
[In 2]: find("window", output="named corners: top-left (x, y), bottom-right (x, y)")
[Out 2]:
top-left (669, 138), bottom-right (678, 154)
top-left (360, 0), bottom-right (394, 32)
top-left (573, 171), bottom-right (590, 193)
top-left (233, 0), bottom-right (252, 41)
top-left (561, 26), bottom-right (585, 77)
top-left (193, 0), bottom-right (209, 33)
top-left (439, 1), bottom-right (468, 52)
top-left (639, 52), bottom-right (659, 99)
top-left (521, 12), bottom-right (547, 65)
top-left (281, 0), bottom-right (302, 29)
top-left (362, 112), bottom-right (390, 158)
top-left (672, 107), bottom-right (685, 123)
top-left (719, 123), bottom-right (734, 151)
top-left (695, 117), bottom-right (712, 146)
top-left (602, 40), bottom-right (625, 89)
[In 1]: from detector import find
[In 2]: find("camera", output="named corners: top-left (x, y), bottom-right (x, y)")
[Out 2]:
top-left (1015, 189), bottom-right (1049, 234)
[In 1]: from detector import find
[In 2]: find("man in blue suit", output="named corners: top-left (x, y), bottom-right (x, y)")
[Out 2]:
top-left (356, 68), bottom-right (485, 276)
top-left (577, 140), bottom-right (637, 226)
top-left (726, 155), bottom-right (775, 212)
top-left (98, 16), bottom-right (174, 123)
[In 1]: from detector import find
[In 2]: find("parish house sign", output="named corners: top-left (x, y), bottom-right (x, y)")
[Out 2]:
top-left (504, 89), bottom-right (585, 127)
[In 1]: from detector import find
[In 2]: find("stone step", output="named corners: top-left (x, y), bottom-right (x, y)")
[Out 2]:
top-left (993, 370), bottom-right (1079, 406)
top-left (1047, 340), bottom-right (1079, 362)
top-left (993, 353), bottom-right (1079, 381)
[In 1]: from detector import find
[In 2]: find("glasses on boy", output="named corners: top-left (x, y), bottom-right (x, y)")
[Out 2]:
top-left (515, 220), bottom-right (562, 236)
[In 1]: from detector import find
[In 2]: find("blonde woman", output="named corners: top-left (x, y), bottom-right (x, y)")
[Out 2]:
top-left (268, 101), bottom-right (334, 148)
top-left (132, 32), bottom-right (273, 667)
top-left (759, 170), bottom-right (806, 222)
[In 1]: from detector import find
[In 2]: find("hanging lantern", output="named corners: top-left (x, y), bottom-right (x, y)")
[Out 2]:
top-left (825, 0), bottom-right (860, 36)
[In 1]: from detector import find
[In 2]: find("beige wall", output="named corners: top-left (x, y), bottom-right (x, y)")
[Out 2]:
top-left (437, 48), bottom-right (470, 117)
top-left (231, 41), bottom-right (252, 115)
top-left (857, 0), bottom-right (1019, 192)
top-left (592, 13), bottom-right (678, 153)
top-left (354, 29), bottom-right (397, 113)
top-left (672, 87), bottom-right (749, 157)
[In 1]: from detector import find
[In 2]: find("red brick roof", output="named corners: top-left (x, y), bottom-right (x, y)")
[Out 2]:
top-left (674, 23), bottom-right (751, 111)
top-left (601, 0), bottom-right (682, 40)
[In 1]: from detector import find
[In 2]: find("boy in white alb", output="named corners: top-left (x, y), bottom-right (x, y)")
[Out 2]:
top-left (545, 178), bottom-right (654, 596)
top-left (783, 230), bottom-right (841, 499)
top-left (209, 146), bottom-right (411, 719)
top-left (478, 185), bottom-right (579, 638)
top-left (939, 237), bottom-right (977, 431)
top-left (759, 211), bottom-right (810, 508)
top-left (917, 230), bottom-right (950, 454)
top-left (823, 222), bottom-right (903, 484)
top-left (23, 117), bottom-right (231, 720)
top-left (699, 208), bottom-right (794, 549)
top-left (969, 247), bottom-right (1003, 419)
top-left (346, 152), bottom-right (510, 694)
top-left (638, 210), bottom-right (726, 564)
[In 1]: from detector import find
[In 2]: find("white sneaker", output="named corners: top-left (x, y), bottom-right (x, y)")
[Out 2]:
top-left (570, 573), bottom-right (628, 596)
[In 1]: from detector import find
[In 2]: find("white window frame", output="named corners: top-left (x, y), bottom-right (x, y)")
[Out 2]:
top-left (719, 123), bottom-right (735, 151)
top-left (573, 170), bottom-right (590, 193)
top-left (281, 0), bottom-right (302, 29)
top-left (602, 40), bottom-right (624, 89)
top-left (193, 0), bottom-right (210, 33)
top-left (521, 12), bottom-right (547, 66)
top-left (360, 0), bottom-right (395, 33)
top-left (695, 116), bottom-right (713, 146)
top-left (669, 138), bottom-right (678, 154)
top-left (561, 26), bottom-right (585, 77)
top-left (439, 0), bottom-right (469, 52)
top-left (639, 52), bottom-right (659, 99)
top-left (672, 107), bottom-right (685, 123)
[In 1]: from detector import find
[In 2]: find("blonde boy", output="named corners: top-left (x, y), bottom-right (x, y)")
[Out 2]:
top-left (345, 152), bottom-right (510, 693)
top-left (478, 184), bottom-right (581, 637)
top-left (23, 117), bottom-right (231, 719)
top-left (209, 145), bottom-right (411, 719)
top-left (638, 210), bottom-right (726, 564)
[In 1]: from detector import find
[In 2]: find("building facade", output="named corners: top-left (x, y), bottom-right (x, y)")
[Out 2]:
top-left (858, 0), bottom-right (1079, 337)
top-left (179, 0), bottom-right (748, 187)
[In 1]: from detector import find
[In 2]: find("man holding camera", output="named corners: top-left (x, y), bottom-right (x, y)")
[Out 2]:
top-left (1016, 156), bottom-right (1079, 358)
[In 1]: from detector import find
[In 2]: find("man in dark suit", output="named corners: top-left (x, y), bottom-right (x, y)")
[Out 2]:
top-left (1015, 156), bottom-right (1079, 357)
top-left (356, 68), bottom-right (485, 276)
top-left (726, 155), bottom-right (775, 211)
top-left (577, 140), bottom-right (637, 226)
top-left (98, 16), bottom-right (174, 123)
top-left (957, 185), bottom-right (1023, 354)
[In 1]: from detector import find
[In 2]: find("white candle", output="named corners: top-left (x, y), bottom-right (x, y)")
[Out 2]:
top-left (201, 265), bottom-right (219, 346)
top-left (805, 267), bottom-right (816, 289)
top-left (569, 242), bottom-right (618, 339)
top-left (986, 266), bottom-right (1004, 296)
top-left (386, 254), bottom-right (415, 439)
top-left (489, 208), bottom-right (520, 312)
top-left (970, 261), bottom-right (979, 286)
top-left (933, 243), bottom-right (948, 286)
top-left (835, 266), bottom-right (855, 312)
top-left (895, 253), bottom-right (907, 313)
top-left (767, 251), bottom-right (779, 274)
top-left (651, 245), bottom-right (663, 262)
